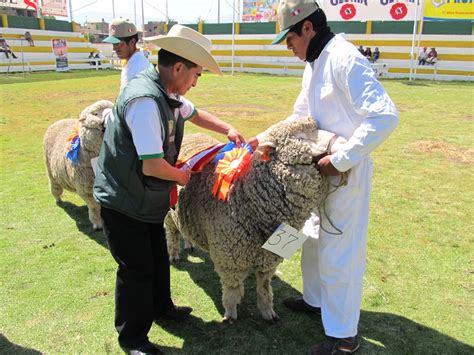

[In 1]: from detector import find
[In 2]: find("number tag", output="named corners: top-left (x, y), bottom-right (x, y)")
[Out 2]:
top-left (262, 223), bottom-right (309, 259)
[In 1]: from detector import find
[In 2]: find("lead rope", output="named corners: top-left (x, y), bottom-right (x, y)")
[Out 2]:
top-left (313, 134), bottom-right (349, 236)
top-left (317, 172), bottom-right (349, 235)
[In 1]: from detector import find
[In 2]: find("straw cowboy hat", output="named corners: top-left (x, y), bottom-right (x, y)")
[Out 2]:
top-left (144, 24), bottom-right (222, 76)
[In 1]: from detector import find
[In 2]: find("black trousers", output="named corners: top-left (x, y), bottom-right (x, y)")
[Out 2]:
top-left (101, 207), bottom-right (174, 348)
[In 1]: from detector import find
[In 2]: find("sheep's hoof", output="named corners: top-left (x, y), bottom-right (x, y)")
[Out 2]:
top-left (169, 255), bottom-right (180, 263)
top-left (262, 310), bottom-right (280, 322)
top-left (93, 224), bottom-right (102, 231)
top-left (222, 316), bottom-right (236, 324)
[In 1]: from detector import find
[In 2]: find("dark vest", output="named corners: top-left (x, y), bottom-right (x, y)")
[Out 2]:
top-left (93, 66), bottom-right (184, 223)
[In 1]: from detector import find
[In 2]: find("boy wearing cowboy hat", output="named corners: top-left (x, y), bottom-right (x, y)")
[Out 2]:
top-left (94, 25), bottom-right (244, 354)
top-left (249, 1), bottom-right (398, 353)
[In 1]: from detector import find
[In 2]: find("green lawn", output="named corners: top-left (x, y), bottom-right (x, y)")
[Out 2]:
top-left (0, 70), bottom-right (473, 354)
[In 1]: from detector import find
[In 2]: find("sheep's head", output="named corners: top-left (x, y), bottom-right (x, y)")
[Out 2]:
top-left (78, 100), bottom-right (114, 153)
top-left (256, 117), bottom-right (346, 165)
top-left (253, 117), bottom-right (347, 206)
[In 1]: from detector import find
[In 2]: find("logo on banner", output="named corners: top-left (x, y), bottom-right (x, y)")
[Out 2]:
top-left (24, 0), bottom-right (37, 10)
top-left (340, 4), bottom-right (357, 20)
top-left (325, 0), bottom-right (417, 21)
top-left (390, 2), bottom-right (408, 20)
top-left (424, 0), bottom-right (473, 20)
top-left (431, 0), bottom-right (446, 8)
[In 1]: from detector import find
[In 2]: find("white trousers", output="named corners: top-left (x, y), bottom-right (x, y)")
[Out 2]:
top-left (301, 158), bottom-right (372, 338)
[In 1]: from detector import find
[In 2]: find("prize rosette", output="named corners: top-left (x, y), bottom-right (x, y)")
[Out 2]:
top-left (212, 143), bottom-right (253, 202)
top-left (66, 127), bottom-right (80, 164)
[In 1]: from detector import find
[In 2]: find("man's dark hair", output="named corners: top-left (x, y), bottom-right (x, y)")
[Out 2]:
top-left (289, 8), bottom-right (327, 36)
top-left (121, 34), bottom-right (139, 45)
top-left (158, 48), bottom-right (198, 69)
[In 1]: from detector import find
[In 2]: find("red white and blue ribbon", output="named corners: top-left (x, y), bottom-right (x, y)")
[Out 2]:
top-left (66, 127), bottom-right (80, 164)
top-left (176, 143), bottom-right (226, 172)
top-left (171, 143), bottom-right (226, 207)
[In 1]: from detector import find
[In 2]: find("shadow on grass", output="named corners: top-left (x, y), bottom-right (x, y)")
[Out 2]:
top-left (163, 249), bottom-right (473, 354)
top-left (56, 201), bottom-right (108, 248)
top-left (0, 334), bottom-right (41, 354)
top-left (403, 81), bottom-right (431, 86)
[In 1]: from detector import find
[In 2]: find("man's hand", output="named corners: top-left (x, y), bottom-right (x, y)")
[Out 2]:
top-left (248, 137), bottom-right (259, 151)
top-left (143, 158), bottom-right (190, 185)
top-left (176, 169), bottom-right (191, 186)
top-left (227, 127), bottom-right (245, 147)
top-left (317, 155), bottom-right (340, 176)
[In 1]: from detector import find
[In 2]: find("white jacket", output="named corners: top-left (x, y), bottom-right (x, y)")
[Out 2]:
top-left (292, 34), bottom-right (399, 173)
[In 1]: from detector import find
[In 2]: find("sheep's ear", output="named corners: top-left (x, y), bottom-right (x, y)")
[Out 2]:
top-left (254, 141), bottom-right (275, 161)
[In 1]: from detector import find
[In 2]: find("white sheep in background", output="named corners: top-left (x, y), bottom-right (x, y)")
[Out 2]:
top-left (165, 117), bottom-right (347, 322)
top-left (43, 100), bottom-right (113, 230)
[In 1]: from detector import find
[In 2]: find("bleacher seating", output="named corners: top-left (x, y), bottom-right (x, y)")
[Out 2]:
top-left (0, 27), bottom-right (112, 73)
top-left (145, 33), bottom-right (472, 81)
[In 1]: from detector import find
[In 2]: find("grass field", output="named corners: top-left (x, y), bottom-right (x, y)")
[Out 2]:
top-left (0, 70), bottom-right (473, 354)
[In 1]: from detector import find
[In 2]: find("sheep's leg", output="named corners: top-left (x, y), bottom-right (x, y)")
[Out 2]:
top-left (79, 192), bottom-right (102, 230)
top-left (164, 210), bottom-right (181, 262)
top-left (87, 200), bottom-right (102, 230)
top-left (49, 178), bottom-right (63, 202)
top-left (256, 268), bottom-right (279, 322)
top-left (183, 237), bottom-right (193, 252)
top-left (215, 265), bottom-right (249, 323)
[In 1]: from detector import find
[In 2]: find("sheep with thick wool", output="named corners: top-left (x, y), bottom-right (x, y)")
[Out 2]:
top-left (165, 117), bottom-right (347, 322)
top-left (43, 100), bottom-right (113, 230)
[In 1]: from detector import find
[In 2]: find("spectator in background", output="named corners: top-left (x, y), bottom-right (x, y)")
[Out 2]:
top-left (94, 52), bottom-right (102, 66)
top-left (88, 51), bottom-right (95, 65)
top-left (103, 18), bottom-right (151, 92)
top-left (418, 47), bottom-right (428, 65)
top-left (364, 47), bottom-right (372, 62)
top-left (358, 45), bottom-right (364, 55)
top-left (427, 47), bottom-right (438, 65)
top-left (373, 47), bottom-right (380, 63)
top-left (141, 46), bottom-right (151, 59)
top-left (24, 31), bottom-right (35, 46)
top-left (0, 38), bottom-right (18, 59)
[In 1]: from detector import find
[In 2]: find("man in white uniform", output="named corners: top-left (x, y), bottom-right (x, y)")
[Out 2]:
top-left (103, 18), bottom-right (152, 92)
top-left (250, 1), bottom-right (399, 353)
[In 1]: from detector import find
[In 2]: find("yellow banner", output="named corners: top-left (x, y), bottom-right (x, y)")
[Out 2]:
top-left (424, 0), bottom-right (474, 20)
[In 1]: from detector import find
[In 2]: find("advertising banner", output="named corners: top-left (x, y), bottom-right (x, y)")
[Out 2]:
top-left (323, 0), bottom-right (419, 21)
top-left (0, 0), bottom-right (38, 10)
top-left (242, 0), bottom-right (279, 22)
top-left (424, 0), bottom-right (473, 20)
top-left (41, 0), bottom-right (68, 17)
top-left (51, 39), bottom-right (69, 71)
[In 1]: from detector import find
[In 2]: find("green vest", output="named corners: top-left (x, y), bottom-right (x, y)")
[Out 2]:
top-left (93, 66), bottom-right (184, 223)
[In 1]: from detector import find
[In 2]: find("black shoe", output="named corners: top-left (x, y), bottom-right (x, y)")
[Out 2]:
top-left (121, 341), bottom-right (163, 355)
top-left (155, 305), bottom-right (193, 321)
top-left (308, 335), bottom-right (359, 355)
top-left (283, 296), bottom-right (321, 315)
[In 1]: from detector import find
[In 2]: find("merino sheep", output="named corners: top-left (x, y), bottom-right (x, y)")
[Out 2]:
top-left (43, 100), bottom-right (113, 230)
top-left (165, 117), bottom-right (347, 322)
